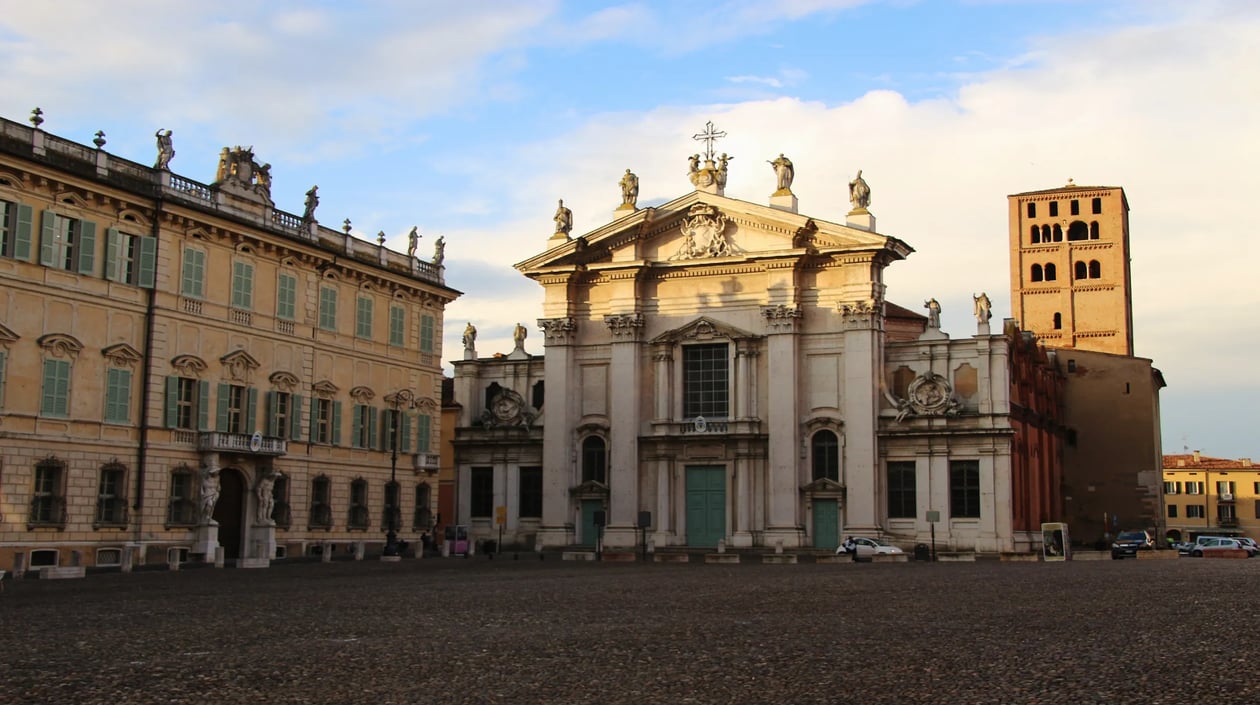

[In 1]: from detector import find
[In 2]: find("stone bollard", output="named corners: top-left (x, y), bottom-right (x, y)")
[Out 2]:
top-left (121, 546), bottom-right (135, 573)
top-left (717, 539), bottom-right (727, 554)
top-left (775, 540), bottom-right (784, 555)
top-left (13, 552), bottom-right (26, 579)
top-left (214, 546), bottom-right (225, 569)
top-left (322, 542), bottom-right (333, 563)
top-left (70, 550), bottom-right (82, 567)
top-left (353, 542), bottom-right (365, 561)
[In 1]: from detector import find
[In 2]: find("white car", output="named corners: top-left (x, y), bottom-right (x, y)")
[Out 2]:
top-left (836, 537), bottom-right (904, 556)
top-left (1188, 537), bottom-right (1244, 557)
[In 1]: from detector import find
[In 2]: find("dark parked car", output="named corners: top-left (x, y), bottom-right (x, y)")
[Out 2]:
top-left (1111, 530), bottom-right (1155, 559)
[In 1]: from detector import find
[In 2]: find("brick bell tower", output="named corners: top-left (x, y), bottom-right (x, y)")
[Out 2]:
top-left (1008, 181), bottom-right (1133, 355)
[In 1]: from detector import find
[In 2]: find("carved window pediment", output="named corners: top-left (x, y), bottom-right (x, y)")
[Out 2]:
top-left (650, 316), bottom-right (758, 345)
top-left (349, 386), bottom-right (375, 404)
top-left (38, 333), bottom-right (84, 359)
top-left (171, 354), bottom-right (207, 377)
top-left (220, 350), bottom-right (260, 383)
top-left (415, 397), bottom-right (439, 413)
top-left (0, 322), bottom-right (19, 346)
top-left (102, 343), bottom-right (142, 368)
top-left (312, 380), bottom-right (339, 399)
top-left (269, 371), bottom-right (300, 392)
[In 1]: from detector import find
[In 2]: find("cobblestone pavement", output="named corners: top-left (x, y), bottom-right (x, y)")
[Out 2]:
top-left (3, 556), bottom-right (1258, 704)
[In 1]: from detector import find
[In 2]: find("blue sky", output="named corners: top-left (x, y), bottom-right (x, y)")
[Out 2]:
top-left (1, 0), bottom-right (1256, 458)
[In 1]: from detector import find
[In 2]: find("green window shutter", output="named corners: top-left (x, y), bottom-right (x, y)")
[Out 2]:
top-left (41, 359), bottom-right (69, 416)
top-left (308, 396), bottom-right (319, 442)
top-left (197, 380), bottom-right (211, 430)
top-left (319, 287), bottom-right (337, 330)
top-left (277, 274), bottom-right (296, 320)
top-left (290, 394), bottom-right (303, 441)
top-left (417, 414), bottom-right (431, 453)
top-left (399, 413), bottom-right (412, 453)
top-left (105, 228), bottom-right (121, 282)
top-left (0, 350), bottom-right (6, 408)
top-left (105, 368), bottom-right (131, 423)
top-left (216, 382), bottom-right (230, 431)
top-left (77, 220), bottom-right (97, 275)
top-left (246, 387), bottom-right (258, 432)
top-left (232, 262), bottom-right (254, 309)
top-left (14, 204), bottom-right (34, 260)
top-left (137, 236), bottom-right (157, 288)
top-left (164, 376), bottom-right (180, 428)
top-left (356, 297), bottom-right (373, 338)
top-left (181, 248), bottom-right (199, 297)
top-left (264, 391), bottom-right (277, 436)
top-left (39, 210), bottom-right (56, 266)
top-left (389, 306), bottom-right (405, 346)
top-left (351, 404), bottom-right (363, 448)
top-left (420, 315), bottom-right (434, 353)
top-left (331, 401), bottom-right (342, 445)
top-left (368, 407), bottom-right (379, 450)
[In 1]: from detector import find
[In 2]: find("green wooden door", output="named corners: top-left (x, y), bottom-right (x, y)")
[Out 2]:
top-left (813, 499), bottom-right (839, 550)
top-left (685, 466), bottom-right (726, 547)
top-left (580, 499), bottom-right (601, 547)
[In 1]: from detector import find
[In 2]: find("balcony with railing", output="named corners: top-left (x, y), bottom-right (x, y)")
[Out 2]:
top-left (309, 503), bottom-right (333, 530)
top-left (413, 452), bottom-right (440, 473)
top-left (347, 505), bottom-right (370, 530)
top-left (198, 431), bottom-right (287, 456)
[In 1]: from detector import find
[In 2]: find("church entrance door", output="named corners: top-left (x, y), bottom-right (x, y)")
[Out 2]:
top-left (812, 500), bottom-right (839, 550)
top-left (685, 466), bottom-right (726, 547)
top-left (579, 500), bottom-right (601, 547)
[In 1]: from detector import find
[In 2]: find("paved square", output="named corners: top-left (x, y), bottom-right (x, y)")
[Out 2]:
top-left (3, 557), bottom-right (1257, 704)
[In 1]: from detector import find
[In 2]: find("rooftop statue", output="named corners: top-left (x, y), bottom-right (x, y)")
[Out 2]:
top-left (973, 292), bottom-right (992, 323)
top-left (554, 199), bottom-right (573, 236)
top-left (154, 129), bottom-right (174, 170)
top-left (302, 185), bottom-right (319, 223)
top-left (768, 153), bottom-right (793, 193)
top-left (924, 298), bottom-right (941, 328)
top-left (407, 226), bottom-right (419, 259)
top-left (433, 235), bottom-right (446, 267)
top-left (849, 169), bottom-right (871, 211)
top-left (619, 169), bottom-right (639, 208)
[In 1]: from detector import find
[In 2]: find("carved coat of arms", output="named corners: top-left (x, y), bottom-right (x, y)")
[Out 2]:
top-left (671, 203), bottom-right (733, 260)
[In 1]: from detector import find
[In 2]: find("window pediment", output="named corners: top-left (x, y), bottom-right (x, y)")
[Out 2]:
top-left (569, 480), bottom-right (609, 499)
top-left (102, 343), bottom-right (142, 368)
top-left (801, 477), bottom-right (845, 496)
top-left (269, 371), bottom-right (300, 392)
top-left (0, 321), bottom-right (19, 346)
top-left (312, 380), bottom-right (339, 398)
top-left (38, 333), bottom-right (84, 358)
top-left (350, 386), bottom-right (375, 404)
top-left (220, 350), bottom-right (260, 383)
top-left (171, 354), bottom-right (207, 377)
top-left (650, 316), bottom-right (758, 345)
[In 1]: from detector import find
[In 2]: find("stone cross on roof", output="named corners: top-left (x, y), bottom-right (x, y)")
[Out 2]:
top-left (692, 120), bottom-right (727, 162)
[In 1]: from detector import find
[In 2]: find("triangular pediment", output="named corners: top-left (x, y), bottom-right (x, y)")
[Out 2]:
top-left (102, 343), bottom-right (143, 367)
top-left (801, 477), bottom-right (845, 496)
top-left (516, 190), bottom-right (909, 275)
top-left (0, 321), bottom-right (19, 344)
top-left (651, 316), bottom-right (759, 345)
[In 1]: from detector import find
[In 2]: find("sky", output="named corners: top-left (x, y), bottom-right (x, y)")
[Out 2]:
top-left (1, 0), bottom-right (1256, 459)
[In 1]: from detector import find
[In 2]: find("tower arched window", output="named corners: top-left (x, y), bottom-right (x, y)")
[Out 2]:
top-left (1053, 313), bottom-right (1062, 330)
top-left (1067, 221), bottom-right (1088, 241)
top-left (1041, 225), bottom-right (1051, 241)
top-left (1030, 225), bottom-right (1040, 244)
top-left (1089, 260), bottom-right (1101, 278)
top-left (581, 436), bottom-right (607, 485)
top-left (1090, 221), bottom-right (1099, 239)
top-left (1052, 224), bottom-right (1063, 242)
top-left (1045, 263), bottom-right (1057, 281)
top-left (1074, 261), bottom-right (1087, 280)
top-left (811, 430), bottom-right (839, 482)
top-left (1031, 264), bottom-right (1043, 282)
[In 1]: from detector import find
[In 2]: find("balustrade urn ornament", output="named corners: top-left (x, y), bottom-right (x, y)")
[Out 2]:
top-left (30, 107), bottom-right (44, 128)
top-left (93, 131), bottom-right (106, 149)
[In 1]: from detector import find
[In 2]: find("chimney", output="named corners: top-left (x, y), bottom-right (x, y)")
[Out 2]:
top-left (1243, 458), bottom-right (1253, 468)
top-left (1177, 459), bottom-right (1186, 467)
top-left (1193, 450), bottom-right (1201, 463)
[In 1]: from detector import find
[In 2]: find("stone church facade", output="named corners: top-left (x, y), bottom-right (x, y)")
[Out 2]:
top-left (452, 138), bottom-right (1063, 554)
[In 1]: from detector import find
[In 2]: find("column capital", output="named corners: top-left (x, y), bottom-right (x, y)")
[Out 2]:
top-left (838, 300), bottom-right (882, 330)
top-left (604, 312), bottom-right (645, 341)
top-left (538, 317), bottom-right (578, 345)
top-left (760, 304), bottom-right (802, 333)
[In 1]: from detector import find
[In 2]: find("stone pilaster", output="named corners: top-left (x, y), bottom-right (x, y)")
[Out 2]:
top-left (537, 317), bottom-right (579, 547)
top-left (838, 300), bottom-right (882, 535)
top-left (603, 313), bottom-right (643, 547)
top-left (761, 304), bottom-right (804, 548)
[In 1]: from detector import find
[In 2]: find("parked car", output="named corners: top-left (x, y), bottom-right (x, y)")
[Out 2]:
top-left (835, 537), bottom-right (904, 556)
top-left (1189, 537), bottom-right (1245, 557)
top-left (1110, 530), bottom-right (1155, 559)
top-left (1235, 537), bottom-right (1260, 557)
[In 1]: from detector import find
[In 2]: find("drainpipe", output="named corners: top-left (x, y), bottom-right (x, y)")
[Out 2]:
top-left (133, 193), bottom-right (165, 551)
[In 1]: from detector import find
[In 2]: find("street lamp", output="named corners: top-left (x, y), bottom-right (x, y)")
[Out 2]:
top-left (383, 389), bottom-right (414, 556)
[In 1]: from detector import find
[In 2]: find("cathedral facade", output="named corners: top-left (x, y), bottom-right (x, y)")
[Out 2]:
top-left (451, 138), bottom-right (1063, 554)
